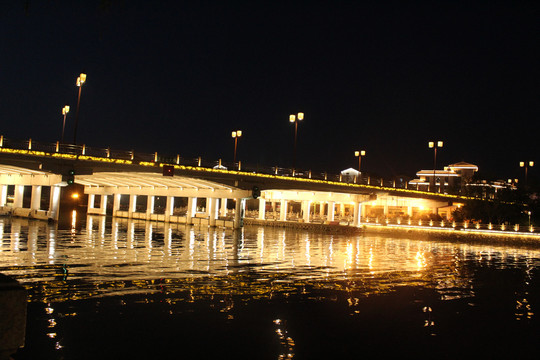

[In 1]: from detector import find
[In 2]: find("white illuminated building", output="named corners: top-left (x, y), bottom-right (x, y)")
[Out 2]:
top-left (409, 161), bottom-right (479, 192)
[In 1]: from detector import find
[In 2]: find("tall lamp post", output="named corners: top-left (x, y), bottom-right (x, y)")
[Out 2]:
top-left (520, 161), bottom-right (534, 187)
top-left (289, 112), bottom-right (304, 175)
top-left (428, 141), bottom-right (443, 192)
top-left (354, 150), bottom-right (366, 181)
top-left (61, 105), bottom-right (70, 143)
top-left (232, 130), bottom-right (242, 165)
top-left (73, 73), bottom-right (87, 145)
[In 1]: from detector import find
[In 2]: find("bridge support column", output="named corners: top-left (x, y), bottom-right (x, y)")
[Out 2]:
top-left (88, 194), bottom-right (95, 211)
top-left (48, 186), bottom-right (61, 221)
top-left (99, 195), bottom-right (108, 216)
top-left (233, 198), bottom-right (246, 229)
top-left (208, 198), bottom-right (218, 226)
top-left (164, 196), bottom-right (174, 222)
top-left (220, 198), bottom-right (228, 217)
top-left (279, 199), bottom-right (288, 221)
top-left (319, 202), bottom-right (325, 218)
top-left (187, 197), bottom-right (197, 224)
top-left (112, 194), bottom-right (121, 217)
top-left (128, 195), bottom-right (137, 218)
top-left (328, 201), bottom-right (335, 222)
top-left (353, 202), bottom-right (361, 227)
top-left (0, 185), bottom-right (7, 206)
top-left (302, 200), bottom-right (311, 223)
top-left (30, 185), bottom-right (42, 211)
top-left (258, 199), bottom-right (266, 220)
top-left (340, 203), bottom-right (345, 219)
top-left (146, 196), bottom-right (154, 220)
top-left (13, 185), bottom-right (24, 208)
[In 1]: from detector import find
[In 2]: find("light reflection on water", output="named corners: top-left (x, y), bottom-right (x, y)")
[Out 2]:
top-left (2, 214), bottom-right (540, 359)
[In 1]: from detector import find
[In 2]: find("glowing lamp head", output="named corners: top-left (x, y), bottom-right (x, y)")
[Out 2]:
top-left (289, 114), bottom-right (296, 122)
top-left (520, 161), bottom-right (525, 167)
top-left (428, 141), bottom-right (434, 148)
top-left (62, 105), bottom-right (70, 115)
top-left (355, 151), bottom-right (360, 157)
top-left (231, 131), bottom-right (237, 138)
top-left (297, 112), bottom-right (304, 120)
top-left (236, 130), bottom-right (242, 137)
top-left (437, 141), bottom-right (443, 147)
top-left (71, 193), bottom-right (79, 199)
top-left (361, 150), bottom-right (366, 156)
top-left (77, 73), bottom-right (86, 87)
top-left (530, 161), bottom-right (534, 167)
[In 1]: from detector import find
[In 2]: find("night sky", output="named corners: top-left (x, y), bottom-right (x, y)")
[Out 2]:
top-left (1, 1), bottom-right (538, 181)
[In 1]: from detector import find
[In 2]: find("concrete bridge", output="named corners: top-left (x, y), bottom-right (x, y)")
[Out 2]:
top-left (0, 138), bottom-right (470, 227)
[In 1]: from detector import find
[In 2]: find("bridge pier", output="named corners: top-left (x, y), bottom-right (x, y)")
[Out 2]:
top-left (279, 199), bottom-right (288, 221)
top-left (328, 201), bottom-right (335, 222)
top-left (258, 198), bottom-right (266, 220)
top-left (220, 198), bottom-right (228, 217)
top-left (187, 197), bottom-right (197, 224)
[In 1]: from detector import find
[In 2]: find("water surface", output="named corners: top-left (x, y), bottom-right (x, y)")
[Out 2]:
top-left (1, 213), bottom-right (539, 359)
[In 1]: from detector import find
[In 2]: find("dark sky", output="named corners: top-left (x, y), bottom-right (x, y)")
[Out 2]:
top-left (1, 1), bottom-right (538, 180)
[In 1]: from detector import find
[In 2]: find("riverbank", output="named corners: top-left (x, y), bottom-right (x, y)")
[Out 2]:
top-left (244, 218), bottom-right (540, 248)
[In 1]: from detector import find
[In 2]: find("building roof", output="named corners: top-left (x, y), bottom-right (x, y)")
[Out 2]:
top-left (76, 172), bottom-right (251, 199)
top-left (340, 168), bottom-right (361, 175)
top-left (447, 162), bottom-right (479, 170)
top-left (416, 170), bottom-right (459, 177)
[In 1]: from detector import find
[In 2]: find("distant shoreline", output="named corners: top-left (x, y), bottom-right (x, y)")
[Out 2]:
top-left (244, 218), bottom-right (540, 248)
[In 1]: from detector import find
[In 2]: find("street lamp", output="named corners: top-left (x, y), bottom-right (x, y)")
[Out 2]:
top-left (232, 130), bottom-right (242, 164)
top-left (428, 141), bottom-right (443, 192)
top-left (354, 150), bottom-right (366, 181)
top-left (289, 112), bottom-right (304, 175)
top-left (61, 105), bottom-right (70, 143)
top-left (73, 73), bottom-right (87, 144)
top-left (519, 161), bottom-right (534, 187)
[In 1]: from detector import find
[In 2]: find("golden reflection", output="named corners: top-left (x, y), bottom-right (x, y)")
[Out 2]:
top-left (415, 251), bottom-right (427, 270)
top-left (1, 216), bottom-right (540, 306)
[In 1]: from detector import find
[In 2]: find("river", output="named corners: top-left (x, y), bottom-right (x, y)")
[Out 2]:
top-left (1, 212), bottom-right (539, 359)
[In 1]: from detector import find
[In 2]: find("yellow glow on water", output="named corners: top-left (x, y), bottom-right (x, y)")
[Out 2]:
top-left (415, 251), bottom-right (427, 269)
top-left (71, 210), bottom-right (77, 230)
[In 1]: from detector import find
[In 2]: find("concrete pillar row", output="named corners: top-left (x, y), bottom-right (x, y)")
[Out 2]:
top-left (208, 198), bottom-right (219, 226)
top-left (220, 198), bottom-right (228, 217)
top-left (128, 195), bottom-right (137, 218)
top-left (99, 195), bottom-right (108, 215)
top-left (302, 200), bottom-right (311, 223)
top-left (13, 185), bottom-right (24, 208)
top-left (279, 199), bottom-right (288, 221)
top-left (112, 194), bottom-right (121, 217)
top-left (258, 198), bottom-right (266, 220)
top-left (146, 196), bottom-right (155, 219)
top-left (30, 185), bottom-right (42, 211)
top-left (353, 202), bottom-right (361, 227)
top-left (0, 185), bottom-right (7, 206)
top-left (88, 194), bottom-right (95, 209)
top-left (165, 196), bottom-right (174, 222)
top-left (187, 197), bottom-right (197, 224)
top-left (234, 198), bottom-right (246, 229)
top-left (328, 201), bottom-right (335, 222)
top-left (49, 186), bottom-right (61, 221)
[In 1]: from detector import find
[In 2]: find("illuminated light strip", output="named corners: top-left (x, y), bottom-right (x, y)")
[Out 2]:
top-left (385, 223), bottom-right (539, 237)
top-left (0, 146), bottom-right (483, 202)
top-left (386, 224), bottom-right (457, 232)
top-left (459, 228), bottom-right (540, 237)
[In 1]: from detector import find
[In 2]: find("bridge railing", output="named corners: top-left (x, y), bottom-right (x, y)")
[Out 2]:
top-left (0, 135), bottom-right (510, 200)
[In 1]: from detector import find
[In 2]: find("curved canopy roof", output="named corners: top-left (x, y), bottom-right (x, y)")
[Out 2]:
top-left (76, 172), bottom-right (251, 199)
